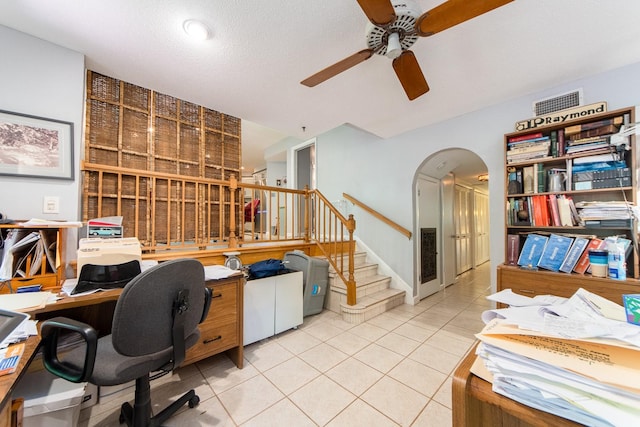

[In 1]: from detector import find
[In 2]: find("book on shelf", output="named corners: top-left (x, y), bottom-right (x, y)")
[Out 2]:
top-left (556, 195), bottom-right (574, 226)
top-left (517, 233), bottom-right (549, 268)
top-left (573, 238), bottom-right (605, 274)
top-left (559, 236), bottom-right (590, 273)
top-left (557, 129), bottom-right (565, 156)
top-left (547, 195), bottom-right (561, 227)
top-left (508, 132), bottom-right (543, 143)
top-left (537, 234), bottom-right (574, 272)
top-left (550, 130), bottom-right (558, 157)
top-left (564, 116), bottom-right (624, 136)
top-left (536, 163), bottom-right (545, 193)
top-left (565, 123), bottom-right (621, 141)
top-left (506, 234), bottom-right (521, 266)
top-left (522, 166), bottom-right (535, 194)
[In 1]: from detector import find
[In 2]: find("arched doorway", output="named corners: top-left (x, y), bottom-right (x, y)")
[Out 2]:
top-left (413, 148), bottom-right (489, 300)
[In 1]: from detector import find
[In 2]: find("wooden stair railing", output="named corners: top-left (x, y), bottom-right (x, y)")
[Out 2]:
top-left (343, 193), bottom-right (412, 239)
top-left (82, 163), bottom-right (359, 306)
top-left (308, 189), bottom-right (357, 305)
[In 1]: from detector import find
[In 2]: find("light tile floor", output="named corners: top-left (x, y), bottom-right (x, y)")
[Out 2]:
top-left (80, 262), bottom-right (492, 426)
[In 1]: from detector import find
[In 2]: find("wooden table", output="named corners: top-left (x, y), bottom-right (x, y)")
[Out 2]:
top-left (452, 343), bottom-right (582, 427)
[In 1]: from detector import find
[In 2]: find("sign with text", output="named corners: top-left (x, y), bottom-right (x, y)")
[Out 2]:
top-left (515, 102), bottom-right (608, 131)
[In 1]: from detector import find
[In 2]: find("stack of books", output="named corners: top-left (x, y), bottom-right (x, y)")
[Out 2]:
top-left (506, 132), bottom-right (551, 164)
top-left (564, 116), bottom-right (624, 155)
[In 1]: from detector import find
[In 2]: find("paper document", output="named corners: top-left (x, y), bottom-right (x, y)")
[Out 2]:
top-left (0, 291), bottom-right (53, 312)
top-left (204, 265), bottom-right (241, 280)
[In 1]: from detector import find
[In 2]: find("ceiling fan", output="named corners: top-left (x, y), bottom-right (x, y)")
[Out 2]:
top-left (301, 0), bottom-right (514, 100)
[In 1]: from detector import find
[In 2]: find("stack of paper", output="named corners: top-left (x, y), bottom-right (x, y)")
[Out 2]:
top-left (476, 288), bottom-right (640, 425)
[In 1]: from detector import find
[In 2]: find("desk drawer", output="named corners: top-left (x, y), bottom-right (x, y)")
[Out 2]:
top-left (8, 275), bottom-right (58, 292)
top-left (185, 322), bottom-right (238, 364)
top-left (207, 281), bottom-right (238, 324)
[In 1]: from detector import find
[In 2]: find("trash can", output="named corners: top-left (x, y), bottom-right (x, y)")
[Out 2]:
top-left (13, 368), bottom-right (86, 427)
top-left (284, 250), bottom-right (329, 316)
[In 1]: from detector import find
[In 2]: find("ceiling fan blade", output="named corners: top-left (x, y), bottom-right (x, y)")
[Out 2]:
top-left (416, 0), bottom-right (513, 37)
top-left (356, 0), bottom-right (396, 26)
top-left (301, 49), bottom-right (374, 87)
top-left (392, 50), bottom-right (429, 101)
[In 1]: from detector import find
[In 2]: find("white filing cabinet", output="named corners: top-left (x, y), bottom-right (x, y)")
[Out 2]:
top-left (244, 270), bottom-right (303, 345)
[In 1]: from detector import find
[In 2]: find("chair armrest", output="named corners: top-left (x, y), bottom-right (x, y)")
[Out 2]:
top-left (200, 287), bottom-right (212, 324)
top-left (40, 316), bottom-right (98, 383)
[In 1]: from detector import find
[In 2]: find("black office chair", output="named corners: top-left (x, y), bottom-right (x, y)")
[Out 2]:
top-left (40, 258), bottom-right (212, 427)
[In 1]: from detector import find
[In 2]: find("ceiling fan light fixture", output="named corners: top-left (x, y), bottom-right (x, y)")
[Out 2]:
top-left (386, 32), bottom-right (402, 59)
top-left (183, 19), bottom-right (210, 41)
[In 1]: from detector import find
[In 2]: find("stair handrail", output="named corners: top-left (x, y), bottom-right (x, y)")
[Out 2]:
top-left (343, 193), bottom-right (412, 239)
top-left (309, 189), bottom-right (357, 305)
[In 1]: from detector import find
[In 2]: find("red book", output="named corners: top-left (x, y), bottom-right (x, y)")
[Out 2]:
top-left (509, 132), bottom-right (543, 143)
top-left (547, 195), bottom-right (561, 226)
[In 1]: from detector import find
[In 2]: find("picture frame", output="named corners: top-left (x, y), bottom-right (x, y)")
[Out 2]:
top-left (0, 109), bottom-right (74, 180)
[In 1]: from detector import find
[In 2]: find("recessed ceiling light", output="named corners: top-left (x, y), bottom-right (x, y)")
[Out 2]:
top-left (183, 19), bottom-right (210, 41)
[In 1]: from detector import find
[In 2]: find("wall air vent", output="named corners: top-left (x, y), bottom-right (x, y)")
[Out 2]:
top-left (533, 89), bottom-right (583, 116)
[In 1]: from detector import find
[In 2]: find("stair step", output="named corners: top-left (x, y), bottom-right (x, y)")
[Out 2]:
top-left (340, 288), bottom-right (406, 324)
top-left (329, 262), bottom-right (378, 283)
top-left (326, 251), bottom-right (367, 271)
top-left (325, 274), bottom-right (391, 314)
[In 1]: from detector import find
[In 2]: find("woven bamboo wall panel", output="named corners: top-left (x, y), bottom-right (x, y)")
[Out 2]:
top-left (88, 100), bottom-right (119, 147)
top-left (123, 82), bottom-right (149, 110)
top-left (122, 109), bottom-right (149, 153)
top-left (155, 158), bottom-right (178, 175)
top-left (205, 131), bottom-right (223, 164)
top-left (155, 92), bottom-right (177, 118)
top-left (90, 73), bottom-right (119, 103)
top-left (88, 147), bottom-right (118, 165)
top-left (154, 117), bottom-right (177, 157)
top-left (204, 166), bottom-right (223, 180)
top-left (224, 115), bottom-right (240, 136)
top-left (122, 153), bottom-right (148, 170)
top-left (180, 125), bottom-right (200, 163)
top-left (204, 109), bottom-right (222, 131)
top-left (180, 101), bottom-right (200, 125)
top-left (224, 135), bottom-right (240, 171)
top-left (179, 162), bottom-right (199, 177)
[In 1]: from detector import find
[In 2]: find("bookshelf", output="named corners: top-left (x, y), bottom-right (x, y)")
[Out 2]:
top-left (0, 224), bottom-right (73, 294)
top-left (503, 105), bottom-right (639, 281)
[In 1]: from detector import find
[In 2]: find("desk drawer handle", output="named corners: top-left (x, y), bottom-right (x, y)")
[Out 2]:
top-left (204, 335), bottom-right (222, 344)
top-left (519, 289), bottom-right (535, 294)
top-left (211, 293), bottom-right (223, 299)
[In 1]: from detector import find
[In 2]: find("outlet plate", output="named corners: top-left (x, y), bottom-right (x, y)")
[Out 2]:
top-left (43, 196), bottom-right (60, 214)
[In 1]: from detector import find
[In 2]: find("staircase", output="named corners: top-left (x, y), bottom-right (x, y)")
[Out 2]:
top-left (324, 249), bottom-right (405, 324)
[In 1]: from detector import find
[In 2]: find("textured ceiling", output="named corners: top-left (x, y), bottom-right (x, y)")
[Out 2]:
top-left (2, 0), bottom-right (640, 175)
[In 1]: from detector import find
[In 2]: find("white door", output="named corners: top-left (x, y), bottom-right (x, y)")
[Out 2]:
top-left (454, 185), bottom-right (473, 275)
top-left (474, 191), bottom-right (490, 266)
top-left (417, 176), bottom-right (442, 299)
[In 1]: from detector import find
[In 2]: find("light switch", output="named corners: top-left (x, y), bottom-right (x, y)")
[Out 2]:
top-left (43, 196), bottom-right (60, 214)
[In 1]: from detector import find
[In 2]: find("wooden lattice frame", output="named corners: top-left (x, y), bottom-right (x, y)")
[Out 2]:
top-left (82, 70), bottom-right (242, 245)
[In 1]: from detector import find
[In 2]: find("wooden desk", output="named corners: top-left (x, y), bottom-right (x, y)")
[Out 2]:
top-left (0, 337), bottom-right (40, 427)
top-left (23, 273), bottom-right (244, 368)
top-left (452, 343), bottom-right (581, 427)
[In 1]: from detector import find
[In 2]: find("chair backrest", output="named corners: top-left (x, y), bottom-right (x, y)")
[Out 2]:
top-left (110, 258), bottom-right (205, 357)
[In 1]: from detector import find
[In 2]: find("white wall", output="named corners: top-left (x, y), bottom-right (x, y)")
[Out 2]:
top-left (0, 25), bottom-right (85, 265)
top-left (316, 61), bottom-right (640, 292)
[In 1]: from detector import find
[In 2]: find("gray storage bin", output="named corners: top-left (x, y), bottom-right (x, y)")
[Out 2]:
top-left (283, 250), bottom-right (329, 316)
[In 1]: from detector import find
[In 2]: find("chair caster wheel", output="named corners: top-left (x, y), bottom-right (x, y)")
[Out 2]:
top-left (188, 395), bottom-right (200, 408)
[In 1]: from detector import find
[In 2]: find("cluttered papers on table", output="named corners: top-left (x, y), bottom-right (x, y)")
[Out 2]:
top-left (475, 288), bottom-right (640, 426)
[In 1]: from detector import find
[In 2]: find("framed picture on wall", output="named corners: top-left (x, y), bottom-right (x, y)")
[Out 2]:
top-left (0, 109), bottom-right (74, 180)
